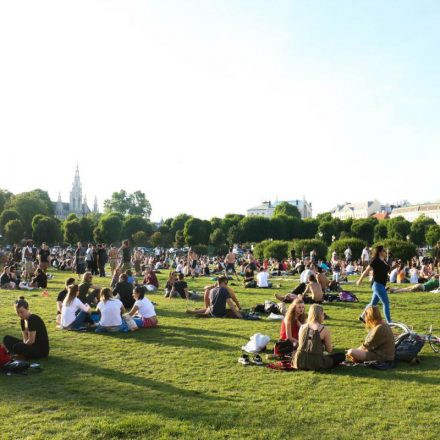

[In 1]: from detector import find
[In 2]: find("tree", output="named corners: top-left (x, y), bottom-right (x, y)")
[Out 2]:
top-left (0, 209), bottom-right (20, 233)
top-left (387, 217), bottom-right (411, 241)
top-left (315, 212), bottom-right (333, 223)
top-left (237, 216), bottom-right (272, 243)
top-left (291, 239), bottom-right (328, 260)
top-left (221, 214), bottom-right (245, 233)
top-left (273, 202), bottom-right (301, 219)
top-left (122, 215), bottom-right (154, 240)
top-left (317, 221), bottom-right (338, 245)
top-left (174, 230), bottom-right (185, 248)
top-left (374, 221), bottom-right (388, 242)
top-left (301, 218), bottom-right (319, 239)
top-left (104, 190), bottom-right (152, 218)
top-left (210, 217), bottom-right (223, 231)
top-left (329, 238), bottom-right (366, 261)
top-left (64, 219), bottom-right (82, 244)
top-left (132, 231), bottom-right (150, 247)
top-left (409, 215), bottom-right (436, 246)
top-left (209, 228), bottom-right (226, 247)
top-left (79, 216), bottom-right (96, 243)
top-left (171, 214), bottom-right (191, 235)
top-left (351, 219), bottom-right (375, 244)
top-left (26, 189), bottom-right (54, 215)
top-left (32, 215), bottom-right (62, 245)
top-left (226, 224), bottom-right (240, 245)
top-left (374, 239), bottom-right (417, 262)
top-left (66, 213), bottom-right (78, 222)
top-left (426, 225), bottom-right (440, 247)
top-left (183, 218), bottom-right (210, 245)
top-left (94, 214), bottom-right (123, 244)
top-left (264, 241), bottom-right (289, 260)
top-left (0, 189), bottom-right (13, 213)
top-left (150, 232), bottom-right (162, 248)
top-left (4, 219), bottom-right (24, 244)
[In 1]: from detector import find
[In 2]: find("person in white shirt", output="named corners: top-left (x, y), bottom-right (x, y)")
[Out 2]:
top-left (345, 262), bottom-right (356, 275)
top-left (61, 284), bottom-right (92, 330)
top-left (95, 288), bottom-right (125, 333)
top-left (361, 246), bottom-right (370, 268)
top-left (300, 264), bottom-right (315, 284)
top-left (409, 263), bottom-right (419, 284)
top-left (344, 247), bottom-right (352, 262)
top-left (389, 267), bottom-right (398, 283)
top-left (128, 286), bottom-right (158, 328)
top-left (256, 268), bottom-right (272, 288)
top-left (176, 260), bottom-right (184, 274)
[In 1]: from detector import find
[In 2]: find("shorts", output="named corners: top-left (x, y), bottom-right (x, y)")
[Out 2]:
top-left (39, 262), bottom-right (49, 271)
top-left (24, 261), bottom-right (33, 274)
top-left (134, 316), bottom-right (158, 328)
top-left (225, 263), bottom-right (236, 273)
top-left (109, 259), bottom-right (118, 271)
top-left (191, 260), bottom-right (197, 269)
top-left (120, 262), bottom-right (131, 272)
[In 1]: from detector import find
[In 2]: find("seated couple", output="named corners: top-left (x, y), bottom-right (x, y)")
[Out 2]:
top-left (390, 274), bottom-right (439, 293)
top-left (2, 296), bottom-right (49, 360)
top-left (244, 267), bottom-right (272, 288)
top-left (276, 274), bottom-right (324, 304)
top-left (57, 282), bottom-right (157, 332)
top-left (164, 272), bottom-right (200, 300)
top-left (186, 276), bottom-right (242, 319)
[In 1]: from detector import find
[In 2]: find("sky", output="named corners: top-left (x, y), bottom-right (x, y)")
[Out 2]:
top-left (0, 0), bottom-right (439, 221)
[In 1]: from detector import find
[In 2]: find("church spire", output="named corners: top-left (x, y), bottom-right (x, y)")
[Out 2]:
top-left (93, 196), bottom-right (98, 213)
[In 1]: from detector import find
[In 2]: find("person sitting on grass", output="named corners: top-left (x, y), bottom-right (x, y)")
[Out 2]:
top-left (95, 288), bottom-right (125, 333)
top-left (389, 274), bottom-right (439, 293)
top-left (243, 264), bottom-right (256, 288)
top-left (56, 277), bottom-right (76, 327)
top-left (111, 268), bottom-right (121, 289)
top-left (112, 273), bottom-right (135, 310)
top-left (316, 266), bottom-right (330, 292)
top-left (168, 273), bottom-right (199, 299)
top-left (125, 269), bottom-right (136, 285)
top-left (128, 286), bottom-right (158, 329)
top-left (292, 304), bottom-right (345, 370)
top-left (143, 267), bottom-right (159, 292)
top-left (3, 296), bottom-right (49, 360)
top-left (346, 306), bottom-right (395, 363)
top-left (29, 268), bottom-right (47, 289)
top-left (303, 274), bottom-right (324, 303)
top-left (277, 298), bottom-right (306, 357)
top-left (0, 266), bottom-right (17, 289)
top-left (61, 284), bottom-right (94, 330)
top-left (78, 272), bottom-right (101, 306)
top-left (256, 267), bottom-right (272, 288)
top-left (203, 278), bottom-right (241, 311)
top-left (164, 271), bottom-right (178, 297)
top-left (186, 276), bottom-right (242, 319)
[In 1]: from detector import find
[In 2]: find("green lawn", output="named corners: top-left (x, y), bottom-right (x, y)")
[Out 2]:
top-left (1, 269), bottom-right (439, 440)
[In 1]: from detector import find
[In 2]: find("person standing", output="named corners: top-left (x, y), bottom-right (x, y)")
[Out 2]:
top-left (38, 242), bottom-right (51, 272)
top-left (85, 244), bottom-right (94, 272)
top-left (97, 244), bottom-right (108, 277)
top-left (361, 246), bottom-right (370, 269)
top-left (119, 240), bottom-right (132, 272)
top-left (74, 242), bottom-right (86, 275)
top-left (344, 246), bottom-right (352, 263)
top-left (22, 240), bottom-right (34, 281)
top-left (357, 245), bottom-right (392, 323)
top-left (108, 244), bottom-right (119, 276)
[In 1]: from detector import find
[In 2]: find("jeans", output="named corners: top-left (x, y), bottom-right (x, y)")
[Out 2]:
top-left (365, 282), bottom-right (391, 323)
top-left (71, 311), bottom-right (89, 330)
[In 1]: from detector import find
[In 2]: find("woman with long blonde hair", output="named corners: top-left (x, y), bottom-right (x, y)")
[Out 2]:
top-left (346, 306), bottom-right (395, 363)
top-left (292, 304), bottom-right (345, 370)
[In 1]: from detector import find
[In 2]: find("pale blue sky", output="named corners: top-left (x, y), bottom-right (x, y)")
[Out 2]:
top-left (0, 1), bottom-right (439, 220)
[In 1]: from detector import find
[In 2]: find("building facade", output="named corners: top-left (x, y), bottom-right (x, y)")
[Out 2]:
top-left (331, 200), bottom-right (381, 220)
top-left (390, 203), bottom-right (440, 224)
top-left (246, 198), bottom-right (313, 219)
top-left (53, 166), bottom-right (99, 220)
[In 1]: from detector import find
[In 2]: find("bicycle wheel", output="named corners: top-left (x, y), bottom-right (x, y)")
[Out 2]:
top-left (429, 334), bottom-right (440, 353)
top-left (389, 322), bottom-right (411, 340)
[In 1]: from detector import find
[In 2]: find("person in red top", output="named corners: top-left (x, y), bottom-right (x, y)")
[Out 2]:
top-left (143, 268), bottom-right (159, 292)
top-left (278, 298), bottom-right (306, 356)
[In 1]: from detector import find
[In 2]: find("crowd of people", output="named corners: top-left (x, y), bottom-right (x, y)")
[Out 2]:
top-left (1, 240), bottom-right (439, 372)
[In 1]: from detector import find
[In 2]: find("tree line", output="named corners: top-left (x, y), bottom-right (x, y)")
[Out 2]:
top-left (1, 190), bottom-right (440, 254)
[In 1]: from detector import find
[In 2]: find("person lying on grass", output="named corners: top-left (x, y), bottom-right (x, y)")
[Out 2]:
top-left (186, 276), bottom-right (242, 319)
top-left (346, 305), bottom-right (395, 363)
top-left (389, 274), bottom-right (439, 293)
top-left (203, 278), bottom-right (241, 310)
top-left (3, 296), bottom-right (49, 360)
top-left (128, 286), bottom-right (158, 328)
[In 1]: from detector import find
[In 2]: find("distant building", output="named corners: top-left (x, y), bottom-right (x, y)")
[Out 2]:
top-left (246, 198), bottom-right (312, 219)
top-left (390, 203), bottom-right (440, 224)
top-left (53, 166), bottom-right (99, 220)
top-left (331, 200), bottom-right (381, 220)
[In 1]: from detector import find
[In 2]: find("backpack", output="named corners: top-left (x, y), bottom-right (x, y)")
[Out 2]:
top-left (339, 291), bottom-right (359, 302)
top-left (0, 345), bottom-right (12, 366)
top-left (395, 332), bottom-right (425, 363)
top-left (1, 360), bottom-right (30, 375)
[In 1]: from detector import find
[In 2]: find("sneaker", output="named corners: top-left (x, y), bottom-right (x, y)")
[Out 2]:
top-left (252, 354), bottom-right (263, 366)
top-left (359, 314), bottom-right (365, 323)
top-left (238, 354), bottom-right (250, 366)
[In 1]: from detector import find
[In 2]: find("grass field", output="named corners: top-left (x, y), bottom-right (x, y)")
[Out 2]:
top-left (1, 269), bottom-right (439, 440)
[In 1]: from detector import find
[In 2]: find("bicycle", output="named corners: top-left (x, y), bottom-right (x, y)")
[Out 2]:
top-left (390, 322), bottom-right (440, 354)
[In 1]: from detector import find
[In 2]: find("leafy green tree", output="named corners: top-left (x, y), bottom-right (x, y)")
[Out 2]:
top-left (122, 215), bottom-right (154, 240)
top-left (409, 215), bottom-right (436, 246)
top-left (174, 230), bottom-right (185, 248)
top-left (301, 218), bottom-right (319, 239)
top-left (171, 214), bottom-right (191, 235)
top-left (209, 228), bottom-right (226, 247)
top-left (94, 213), bottom-right (123, 244)
top-left (4, 219), bottom-right (24, 244)
top-left (132, 231), bottom-right (150, 247)
top-left (66, 213), bottom-right (78, 221)
top-left (273, 202), bottom-right (301, 219)
top-left (425, 224), bottom-right (440, 247)
top-left (0, 189), bottom-right (13, 213)
top-left (104, 190), bottom-right (152, 218)
top-left (237, 216), bottom-right (271, 243)
top-left (32, 215), bottom-right (62, 245)
top-left (315, 212), bottom-right (333, 223)
top-left (291, 239), bottom-right (328, 260)
top-left (263, 241), bottom-right (289, 260)
top-left (64, 219), bottom-right (82, 244)
top-left (221, 214), bottom-right (244, 233)
top-left (329, 238), bottom-right (366, 261)
top-left (270, 215), bottom-right (288, 240)
top-left (226, 224), bottom-right (240, 245)
top-left (351, 219), bottom-right (375, 244)
top-left (387, 216), bottom-right (411, 241)
top-left (183, 217), bottom-right (210, 245)
top-left (374, 221), bottom-right (388, 242)
top-left (79, 216), bottom-right (96, 243)
top-left (0, 209), bottom-right (20, 233)
top-left (150, 231), bottom-right (162, 247)
top-left (317, 221), bottom-right (338, 244)
top-left (373, 239), bottom-right (417, 262)
top-left (26, 189), bottom-right (54, 215)
top-left (210, 217), bottom-right (223, 231)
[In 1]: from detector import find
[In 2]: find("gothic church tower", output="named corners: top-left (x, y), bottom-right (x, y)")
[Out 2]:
top-left (69, 165), bottom-right (83, 215)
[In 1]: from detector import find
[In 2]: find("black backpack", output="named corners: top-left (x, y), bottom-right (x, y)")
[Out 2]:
top-left (395, 332), bottom-right (425, 363)
top-left (1, 360), bottom-right (30, 375)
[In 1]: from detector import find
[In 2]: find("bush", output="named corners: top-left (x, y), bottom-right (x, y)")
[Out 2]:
top-left (329, 238), bottom-right (366, 261)
top-left (263, 241), bottom-right (289, 261)
top-left (290, 239), bottom-right (328, 260)
top-left (373, 239), bottom-right (417, 263)
top-left (191, 244), bottom-right (208, 256)
top-left (253, 240), bottom-right (272, 260)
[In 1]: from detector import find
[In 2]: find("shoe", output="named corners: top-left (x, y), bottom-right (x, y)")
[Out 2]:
top-left (252, 354), bottom-right (263, 366)
top-left (359, 315), bottom-right (365, 323)
top-left (238, 354), bottom-right (250, 365)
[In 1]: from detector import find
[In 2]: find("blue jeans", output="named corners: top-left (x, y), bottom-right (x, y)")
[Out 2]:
top-left (71, 311), bottom-right (89, 330)
top-left (365, 282), bottom-right (391, 323)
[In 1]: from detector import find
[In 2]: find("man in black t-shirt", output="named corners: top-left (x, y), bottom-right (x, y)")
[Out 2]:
top-left (119, 240), bottom-right (132, 272)
top-left (171, 273), bottom-right (189, 299)
top-left (112, 273), bottom-right (135, 309)
top-left (38, 243), bottom-right (51, 272)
